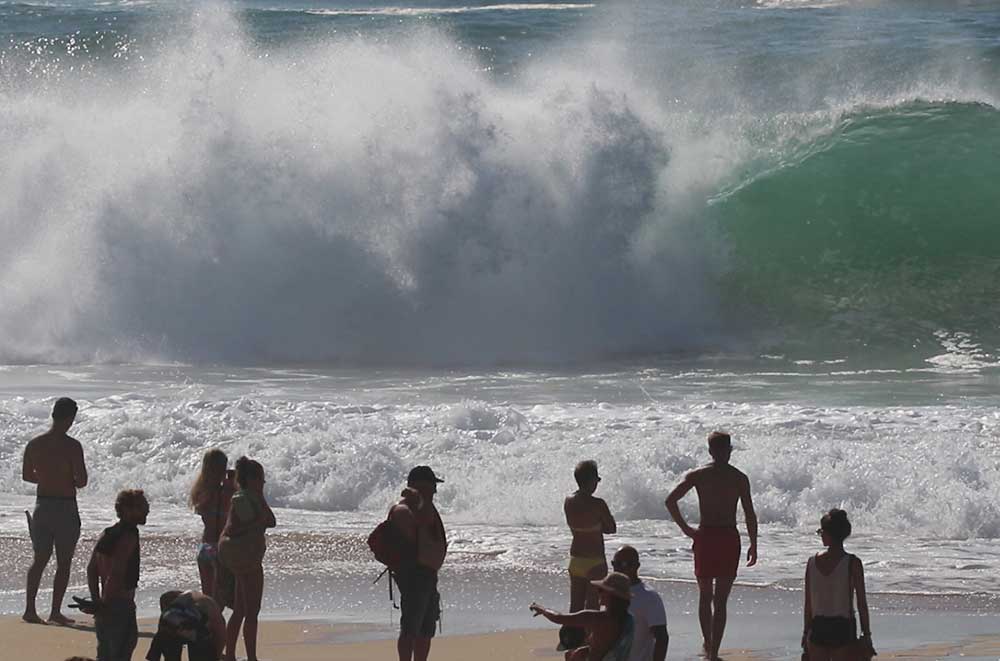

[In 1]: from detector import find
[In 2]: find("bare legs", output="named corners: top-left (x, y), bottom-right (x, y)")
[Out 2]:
top-left (697, 575), bottom-right (735, 659)
top-left (224, 566), bottom-right (263, 661)
top-left (569, 562), bottom-right (607, 613)
top-left (397, 636), bottom-right (431, 661)
top-left (24, 541), bottom-right (76, 625)
top-left (48, 542), bottom-right (76, 624)
top-left (198, 559), bottom-right (216, 602)
top-left (23, 546), bottom-right (50, 623)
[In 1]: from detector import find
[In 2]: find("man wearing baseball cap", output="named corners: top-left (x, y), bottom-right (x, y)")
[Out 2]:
top-left (390, 466), bottom-right (448, 661)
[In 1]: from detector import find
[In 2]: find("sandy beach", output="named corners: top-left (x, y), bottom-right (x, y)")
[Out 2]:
top-left (4, 615), bottom-right (1000, 661)
top-left (0, 616), bottom-right (773, 660)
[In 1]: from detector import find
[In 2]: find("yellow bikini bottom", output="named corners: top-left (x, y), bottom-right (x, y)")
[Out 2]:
top-left (568, 555), bottom-right (606, 579)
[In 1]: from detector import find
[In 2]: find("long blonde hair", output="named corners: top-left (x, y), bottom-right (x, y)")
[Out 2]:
top-left (190, 449), bottom-right (228, 508)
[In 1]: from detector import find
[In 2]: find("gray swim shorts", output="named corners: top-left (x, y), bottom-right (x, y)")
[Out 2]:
top-left (30, 497), bottom-right (81, 558)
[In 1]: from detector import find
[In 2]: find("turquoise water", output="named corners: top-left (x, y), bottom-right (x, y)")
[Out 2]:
top-left (2, 0), bottom-right (1000, 366)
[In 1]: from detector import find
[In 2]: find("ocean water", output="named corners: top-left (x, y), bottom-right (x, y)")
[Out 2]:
top-left (2, 0), bottom-right (1000, 630)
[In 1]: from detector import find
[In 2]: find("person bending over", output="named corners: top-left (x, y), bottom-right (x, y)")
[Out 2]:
top-left (147, 590), bottom-right (226, 661)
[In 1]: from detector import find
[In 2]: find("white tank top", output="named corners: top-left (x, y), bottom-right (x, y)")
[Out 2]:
top-left (808, 554), bottom-right (853, 618)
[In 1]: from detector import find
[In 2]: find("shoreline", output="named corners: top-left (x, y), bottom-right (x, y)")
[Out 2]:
top-left (3, 616), bottom-right (1000, 661)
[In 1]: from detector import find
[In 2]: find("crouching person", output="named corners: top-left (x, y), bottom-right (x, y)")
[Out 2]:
top-left (87, 489), bottom-right (149, 661)
top-left (147, 591), bottom-right (226, 661)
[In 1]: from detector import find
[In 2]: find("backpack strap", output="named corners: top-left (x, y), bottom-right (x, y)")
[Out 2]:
top-left (373, 509), bottom-right (400, 609)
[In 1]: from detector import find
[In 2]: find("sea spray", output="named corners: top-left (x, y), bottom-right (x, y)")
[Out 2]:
top-left (0, 8), bottom-right (729, 365)
top-left (4, 6), bottom-right (1000, 364)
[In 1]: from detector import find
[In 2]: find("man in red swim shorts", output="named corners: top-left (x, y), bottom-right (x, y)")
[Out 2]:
top-left (665, 432), bottom-right (758, 660)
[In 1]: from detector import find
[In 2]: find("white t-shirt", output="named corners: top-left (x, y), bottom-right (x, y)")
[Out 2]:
top-left (628, 581), bottom-right (667, 661)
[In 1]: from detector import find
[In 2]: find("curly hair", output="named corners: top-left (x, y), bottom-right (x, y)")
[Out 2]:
top-left (115, 489), bottom-right (148, 518)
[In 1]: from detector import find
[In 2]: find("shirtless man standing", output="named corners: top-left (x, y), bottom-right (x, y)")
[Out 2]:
top-left (664, 432), bottom-right (757, 660)
top-left (22, 397), bottom-right (88, 624)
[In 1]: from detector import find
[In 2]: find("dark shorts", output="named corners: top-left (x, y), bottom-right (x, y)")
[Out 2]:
top-left (809, 615), bottom-right (857, 648)
top-left (693, 527), bottom-right (741, 578)
top-left (96, 600), bottom-right (138, 661)
top-left (397, 566), bottom-right (440, 638)
top-left (30, 497), bottom-right (81, 558)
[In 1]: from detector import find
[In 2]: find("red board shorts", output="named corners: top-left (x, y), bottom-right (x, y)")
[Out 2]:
top-left (693, 526), bottom-right (741, 578)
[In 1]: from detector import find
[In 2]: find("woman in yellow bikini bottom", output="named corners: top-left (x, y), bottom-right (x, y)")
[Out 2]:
top-left (569, 554), bottom-right (607, 579)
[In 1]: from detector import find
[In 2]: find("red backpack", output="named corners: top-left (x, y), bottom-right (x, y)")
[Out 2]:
top-left (367, 511), bottom-right (410, 606)
top-left (367, 515), bottom-right (405, 572)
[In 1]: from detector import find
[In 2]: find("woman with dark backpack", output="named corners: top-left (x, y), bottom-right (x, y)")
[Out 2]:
top-left (802, 509), bottom-right (876, 661)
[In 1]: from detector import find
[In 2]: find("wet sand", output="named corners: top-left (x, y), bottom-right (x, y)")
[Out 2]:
top-left (5, 615), bottom-right (1000, 661)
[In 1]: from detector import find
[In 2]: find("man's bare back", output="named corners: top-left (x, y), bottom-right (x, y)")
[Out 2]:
top-left (688, 463), bottom-right (750, 528)
top-left (23, 431), bottom-right (87, 498)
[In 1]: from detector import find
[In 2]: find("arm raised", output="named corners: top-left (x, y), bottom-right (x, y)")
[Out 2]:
top-left (529, 603), bottom-right (604, 628)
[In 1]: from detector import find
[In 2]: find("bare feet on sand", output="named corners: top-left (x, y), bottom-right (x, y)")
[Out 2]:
top-left (47, 612), bottom-right (75, 625)
top-left (22, 611), bottom-right (44, 624)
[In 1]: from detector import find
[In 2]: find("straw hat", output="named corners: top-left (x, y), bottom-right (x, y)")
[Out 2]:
top-left (590, 572), bottom-right (631, 601)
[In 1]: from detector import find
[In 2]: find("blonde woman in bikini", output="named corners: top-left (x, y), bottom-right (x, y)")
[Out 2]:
top-left (190, 449), bottom-right (235, 602)
top-left (565, 460), bottom-right (616, 616)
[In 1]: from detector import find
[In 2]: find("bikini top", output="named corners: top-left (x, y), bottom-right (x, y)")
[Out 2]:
top-left (570, 523), bottom-right (604, 534)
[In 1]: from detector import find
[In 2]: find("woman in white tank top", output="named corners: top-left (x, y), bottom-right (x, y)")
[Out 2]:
top-left (801, 509), bottom-right (875, 661)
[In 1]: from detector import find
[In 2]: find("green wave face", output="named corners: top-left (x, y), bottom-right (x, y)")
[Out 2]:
top-left (715, 101), bottom-right (1000, 363)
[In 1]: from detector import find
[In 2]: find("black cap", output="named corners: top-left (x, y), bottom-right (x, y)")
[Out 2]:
top-left (52, 397), bottom-right (78, 420)
top-left (407, 465), bottom-right (444, 485)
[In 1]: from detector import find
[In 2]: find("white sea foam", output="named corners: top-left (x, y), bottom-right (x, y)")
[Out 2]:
top-left (3, 370), bottom-right (1000, 597)
top-left (303, 4), bottom-right (594, 17)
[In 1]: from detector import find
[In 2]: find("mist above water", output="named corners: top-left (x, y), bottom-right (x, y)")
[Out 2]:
top-left (3, 3), bottom-right (999, 365)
